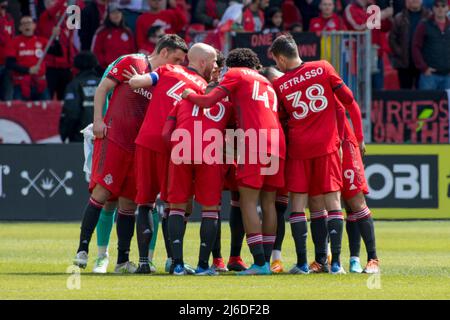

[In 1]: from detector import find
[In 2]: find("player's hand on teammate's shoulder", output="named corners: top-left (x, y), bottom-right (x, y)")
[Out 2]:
top-left (181, 88), bottom-right (195, 99)
top-left (93, 119), bottom-right (108, 139)
top-left (122, 65), bottom-right (139, 81)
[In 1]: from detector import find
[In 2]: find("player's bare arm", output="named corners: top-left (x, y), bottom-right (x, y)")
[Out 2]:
top-left (123, 65), bottom-right (154, 89)
top-left (182, 86), bottom-right (228, 109)
top-left (93, 77), bottom-right (117, 139)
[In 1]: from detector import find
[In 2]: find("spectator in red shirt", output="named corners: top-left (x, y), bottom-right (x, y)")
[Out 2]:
top-left (92, 3), bottom-right (136, 71)
top-left (242, 0), bottom-right (269, 32)
top-left (138, 25), bottom-right (165, 55)
top-left (37, 0), bottom-right (78, 100)
top-left (310, 0), bottom-right (346, 33)
top-left (5, 16), bottom-right (50, 100)
top-left (135, 0), bottom-right (187, 50)
top-left (262, 7), bottom-right (283, 33)
top-left (0, 0), bottom-right (15, 101)
top-left (344, 0), bottom-right (393, 89)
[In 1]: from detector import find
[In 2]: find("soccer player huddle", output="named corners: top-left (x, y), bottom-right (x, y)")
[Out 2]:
top-left (73, 34), bottom-right (380, 276)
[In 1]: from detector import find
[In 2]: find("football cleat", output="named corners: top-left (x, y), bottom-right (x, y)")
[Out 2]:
top-left (135, 263), bottom-right (152, 274)
top-left (184, 263), bottom-right (196, 275)
top-left (114, 261), bottom-right (138, 274)
top-left (289, 263), bottom-right (310, 274)
top-left (363, 259), bottom-right (380, 274)
top-left (212, 258), bottom-right (228, 272)
top-left (92, 254), bottom-right (109, 273)
top-left (148, 260), bottom-right (157, 273)
top-left (173, 264), bottom-right (187, 276)
top-left (308, 261), bottom-right (329, 273)
top-left (165, 258), bottom-right (173, 273)
top-left (227, 256), bottom-right (248, 272)
top-left (330, 262), bottom-right (347, 275)
top-left (73, 251), bottom-right (88, 269)
top-left (349, 257), bottom-right (363, 273)
top-left (237, 263), bottom-right (271, 276)
top-left (195, 266), bottom-right (219, 276)
top-left (270, 259), bottom-right (284, 273)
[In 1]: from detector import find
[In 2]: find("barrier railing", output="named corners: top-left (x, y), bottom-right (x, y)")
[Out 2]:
top-left (321, 30), bottom-right (373, 143)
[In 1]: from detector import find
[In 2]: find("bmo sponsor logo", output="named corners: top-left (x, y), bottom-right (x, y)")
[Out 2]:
top-left (365, 155), bottom-right (438, 208)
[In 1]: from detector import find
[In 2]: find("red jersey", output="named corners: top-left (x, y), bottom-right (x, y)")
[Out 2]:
top-left (218, 67), bottom-right (286, 160)
top-left (273, 60), bottom-right (345, 160)
top-left (36, 0), bottom-right (77, 69)
top-left (135, 6), bottom-right (187, 49)
top-left (0, 13), bottom-right (15, 65)
top-left (91, 26), bottom-right (136, 69)
top-left (309, 13), bottom-right (346, 32)
top-left (169, 100), bottom-right (234, 163)
top-left (135, 65), bottom-right (208, 153)
top-left (344, 2), bottom-right (392, 56)
top-left (6, 35), bottom-right (48, 81)
top-left (104, 54), bottom-right (152, 153)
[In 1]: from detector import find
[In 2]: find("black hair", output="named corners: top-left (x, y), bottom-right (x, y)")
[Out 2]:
top-left (216, 49), bottom-right (225, 68)
top-left (265, 7), bottom-right (283, 29)
top-left (155, 34), bottom-right (188, 54)
top-left (259, 66), bottom-right (282, 82)
top-left (147, 25), bottom-right (163, 39)
top-left (225, 48), bottom-right (261, 70)
top-left (74, 51), bottom-right (98, 71)
top-left (269, 34), bottom-right (299, 59)
top-left (434, 0), bottom-right (447, 6)
top-left (206, 82), bottom-right (218, 93)
top-left (103, 9), bottom-right (126, 29)
top-left (289, 23), bottom-right (303, 32)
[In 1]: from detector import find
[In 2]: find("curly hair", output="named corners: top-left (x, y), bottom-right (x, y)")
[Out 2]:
top-left (225, 48), bottom-right (261, 70)
top-left (216, 49), bottom-right (225, 68)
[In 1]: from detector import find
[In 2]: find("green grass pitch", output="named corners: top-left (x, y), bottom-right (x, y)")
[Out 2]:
top-left (0, 221), bottom-right (449, 299)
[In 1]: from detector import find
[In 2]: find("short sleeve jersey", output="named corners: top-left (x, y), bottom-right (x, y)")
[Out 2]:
top-left (170, 100), bottom-right (234, 163)
top-left (104, 54), bottom-right (152, 153)
top-left (273, 60), bottom-right (344, 160)
top-left (135, 65), bottom-right (208, 153)
top-left (218, 67), bottom-right (286, 160)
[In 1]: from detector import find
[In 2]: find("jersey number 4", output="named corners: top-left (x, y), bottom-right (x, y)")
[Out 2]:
top-left (252, 81), bottom-right (278, 111)
top-left (286, 84), bottom-right (328, 120)
top-left (167, 80), bottom-right (186, 105)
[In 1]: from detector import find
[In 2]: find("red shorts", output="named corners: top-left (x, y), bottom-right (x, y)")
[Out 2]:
top-left (223, 163), bottom-right (238, 192)
top-left (236, 157), bottom-right (285, 192)
top-left (341, 139), bottom-right (368, 200)
top-left (286, 151), bottom-right (342, 196)
top-left (167, 161), bottom-right (223, 206)
top-left (89, 138), bottom-right (136, 200)
top-left (135, 145), bottom-right (169, 205)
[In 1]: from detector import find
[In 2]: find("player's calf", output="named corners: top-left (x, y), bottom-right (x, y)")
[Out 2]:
top-left (74, 187), bottom-right (111, 268)
top-left (135, 203), bottom-right (154, 273)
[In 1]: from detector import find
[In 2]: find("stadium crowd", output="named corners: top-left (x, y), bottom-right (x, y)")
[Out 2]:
top-left (0, 0), bottom-right (449, 140)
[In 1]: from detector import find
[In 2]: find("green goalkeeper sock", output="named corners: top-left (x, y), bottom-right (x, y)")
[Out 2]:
top-left (148, 208), bottom-right (160, 260)
top-left (96, 208), bottom-right (116, 256)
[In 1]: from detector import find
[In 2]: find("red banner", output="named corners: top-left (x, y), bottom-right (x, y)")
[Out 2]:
top-left (0, 101), bottom-right (62, 144)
